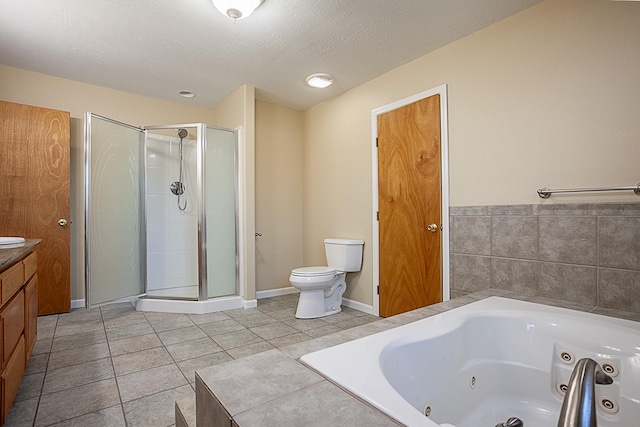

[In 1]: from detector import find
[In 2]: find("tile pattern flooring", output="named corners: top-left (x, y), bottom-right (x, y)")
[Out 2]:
top-left (5, 294), bottom-right (379, 427)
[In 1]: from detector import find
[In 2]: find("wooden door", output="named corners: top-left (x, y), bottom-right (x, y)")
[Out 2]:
top-left (378, 94), bottom-right (442, 317)
top-left (0, 101), bottom-right (70, 315)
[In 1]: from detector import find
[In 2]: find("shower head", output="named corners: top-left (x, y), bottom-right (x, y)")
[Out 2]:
top-left (177, 128), bottom-right (188, 139)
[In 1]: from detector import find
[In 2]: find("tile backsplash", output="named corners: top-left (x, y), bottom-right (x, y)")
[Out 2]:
top-left (450, 203), bottom-right (640, 313)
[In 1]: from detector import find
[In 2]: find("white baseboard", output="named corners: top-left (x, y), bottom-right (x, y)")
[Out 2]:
top-left (71, 299), bottom-right (85, 309)
top-left (72, 296), bottom-right (136, 310)
top-left (75, 296), bottom-right (254, 313)
top-left (75, 293), bottom-right (279, 309)
top-left (256, 286), bottom-right (299, 300)
top-left (243, 299), bottom-right (258, 308)
top-left (255, 288), bottom-right (375, 315)
top-left (342, 297), bottom-right (376, 316)
top-left (75, 289), bottom-right (376, 316)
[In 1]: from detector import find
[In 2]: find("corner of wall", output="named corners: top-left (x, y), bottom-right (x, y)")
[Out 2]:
top-left (212, 85), bottom-right (257, 302)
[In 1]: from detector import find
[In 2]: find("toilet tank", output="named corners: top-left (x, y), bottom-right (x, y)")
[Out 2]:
top-left (324, 238), bottom-right (364, 272)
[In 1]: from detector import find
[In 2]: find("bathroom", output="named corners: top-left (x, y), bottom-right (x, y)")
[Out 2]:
top-left (1, 0), bottom-right (639, 425)
top-left (1, 0), bottom-right (638, 323)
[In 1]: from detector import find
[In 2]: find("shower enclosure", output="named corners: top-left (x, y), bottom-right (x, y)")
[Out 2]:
top-left (84, 113), bottom-right (240, 313)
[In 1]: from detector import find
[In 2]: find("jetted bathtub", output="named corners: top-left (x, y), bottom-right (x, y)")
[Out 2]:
top-left (300, 297), bottom-right (640, 427)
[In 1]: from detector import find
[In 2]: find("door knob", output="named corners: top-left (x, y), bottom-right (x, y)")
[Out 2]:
top-left (58, 218), bottom-right (68, 227)
top-left (427, 223), bottom-right (438, 233)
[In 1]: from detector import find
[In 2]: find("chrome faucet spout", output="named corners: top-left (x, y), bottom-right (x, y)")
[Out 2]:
top-left (495, 417), bottom-right (524, 427)
top-left (557, 358), bottom-right (613, 427)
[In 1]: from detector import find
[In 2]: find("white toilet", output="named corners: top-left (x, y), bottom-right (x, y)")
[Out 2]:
top-left (289, 238), bottom-right (364, 319)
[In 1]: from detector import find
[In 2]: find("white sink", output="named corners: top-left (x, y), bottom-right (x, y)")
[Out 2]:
top-left (0, 237), bottom-right (26, 249)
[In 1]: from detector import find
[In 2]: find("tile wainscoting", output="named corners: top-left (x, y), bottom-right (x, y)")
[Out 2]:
top-left (450, 202), bottom-right (640, 313)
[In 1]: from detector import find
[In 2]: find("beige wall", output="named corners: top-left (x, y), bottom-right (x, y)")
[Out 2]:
top-left (303, 0), bottom-right (640, 306)
top-left (0, 65), bottom-right (216, 301)
top-left (0, 64), bottom-right (215, 123)
top-left (0, 66), bottom-right (258, 303)
top-left (211, 85), bottom-right (257, 300)
top-left (2, 0), bottom-right (639, 308)
top-left (255, 100), bottom-right (304, 292)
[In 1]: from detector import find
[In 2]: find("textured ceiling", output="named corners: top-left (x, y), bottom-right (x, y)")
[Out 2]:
top-left (0, 0), bottom-right (542, 110)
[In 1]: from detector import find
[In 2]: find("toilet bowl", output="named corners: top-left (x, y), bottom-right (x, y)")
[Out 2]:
top-left (289, 239), bottom-right (364, 319)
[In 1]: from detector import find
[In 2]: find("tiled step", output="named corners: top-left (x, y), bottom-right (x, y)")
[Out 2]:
top-left (175, 394), bottom-right (196, 427)
top-left (193, 348), bottom-right (402, 426)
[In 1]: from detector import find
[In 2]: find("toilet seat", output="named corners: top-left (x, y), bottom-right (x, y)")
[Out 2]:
top-left (291, 266), bottom-right (336, 277)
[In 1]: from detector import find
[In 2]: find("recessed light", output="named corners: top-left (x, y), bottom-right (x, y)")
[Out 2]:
top-left (306, 73), bottom-right (333, 89)
top-left (178, 90), bottom-right (195, 98)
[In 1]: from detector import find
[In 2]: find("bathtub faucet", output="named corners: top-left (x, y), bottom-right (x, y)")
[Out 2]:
top-left (557, 358), bottom-right (613, 427)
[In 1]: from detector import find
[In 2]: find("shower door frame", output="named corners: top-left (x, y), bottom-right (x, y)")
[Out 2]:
top-left (144, 123), bottom-right (240, 302)
top-left (84, 113), bottom-right (147, 309)
top-left (85, 117), bottom-right (239, 309)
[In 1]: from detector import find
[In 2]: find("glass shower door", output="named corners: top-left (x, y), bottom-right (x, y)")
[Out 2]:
top-left (85, 113), bottom-right (146, 308)
top-left (144, 124), bottom-right (238, 301)
top-left (204, 126), bottom-right (238, 298)
top-left (145, 126), bottom-right (199, 299)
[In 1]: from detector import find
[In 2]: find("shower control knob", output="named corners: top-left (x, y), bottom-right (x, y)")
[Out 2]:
top-left (58, 218), bottom-right (68, 227)
top-left (427, 223), bottom-right (438, 233)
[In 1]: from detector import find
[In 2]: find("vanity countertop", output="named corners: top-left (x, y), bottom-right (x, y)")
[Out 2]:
top-left (0, 239), bottom-right (41, 273)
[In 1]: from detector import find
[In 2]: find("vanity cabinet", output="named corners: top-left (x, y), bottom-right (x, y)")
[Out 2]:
top-left (0, 249), bottom-right (38, 426)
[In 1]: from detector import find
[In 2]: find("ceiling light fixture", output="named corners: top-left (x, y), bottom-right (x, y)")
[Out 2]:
top-left (212, 0), bottom-right (264, 22)
top-left (178, 90), bottom-right (195, 98)
top-left (306, 73), bottom-right (333, 89)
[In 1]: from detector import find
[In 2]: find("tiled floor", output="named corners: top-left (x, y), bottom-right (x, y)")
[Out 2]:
top-left (5, 294), bottom-right (379, 427)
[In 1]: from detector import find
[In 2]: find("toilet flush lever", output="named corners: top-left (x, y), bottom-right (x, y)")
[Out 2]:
top-left (427, 223), bottom-right (438, 233)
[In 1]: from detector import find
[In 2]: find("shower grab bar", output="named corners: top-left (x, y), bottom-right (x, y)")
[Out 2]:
top-left (537, 184), bottom-right (640, 199)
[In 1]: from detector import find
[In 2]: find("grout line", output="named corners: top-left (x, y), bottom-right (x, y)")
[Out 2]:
top-left (99, 306), bottom-right (130, 427)
top-left (595, 214), bottom-right (601, 308)
top-left (27, 314), bottom-right (60, 426)
top-left (24, 296), bottom-right (379, 427)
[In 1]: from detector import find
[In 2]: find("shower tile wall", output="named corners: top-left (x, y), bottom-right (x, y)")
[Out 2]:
top-left (450, 202), bottom-right (640, 312)
top-left (146, 134), bottom-right (199, 296)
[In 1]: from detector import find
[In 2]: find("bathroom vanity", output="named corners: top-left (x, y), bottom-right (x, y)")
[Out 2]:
top-left (0, 240), bottom-right (39, 426)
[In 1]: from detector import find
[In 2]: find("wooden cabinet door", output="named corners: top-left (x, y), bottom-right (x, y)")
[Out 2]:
top-left (1, 292), bottom-right (24, 368)
top-left (0, 101), bottom-right (70, 315)
top-left (0, 316), bottom-right (3, 371)
top-left (1, 335), bottom-right (25, 425)
top-left (0, 263), bottom-right (23, 306)
top-left (25, 275), bottom-right (38, 359)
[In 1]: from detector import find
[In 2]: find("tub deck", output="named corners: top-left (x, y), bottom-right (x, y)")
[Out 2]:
top-left (189, 289), bottom-right (640, 427)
